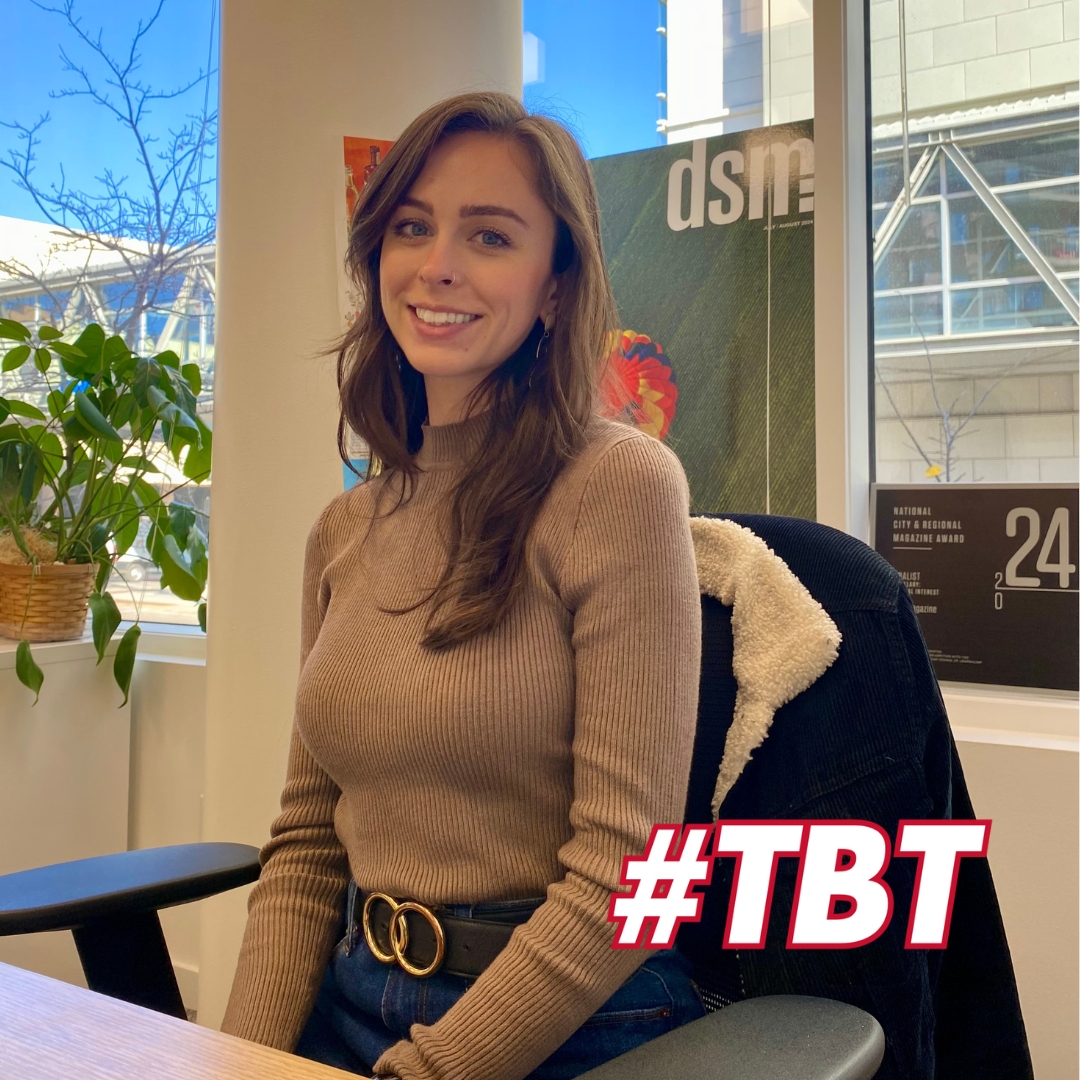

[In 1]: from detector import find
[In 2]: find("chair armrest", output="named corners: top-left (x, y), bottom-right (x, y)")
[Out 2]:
top-left (0, 843), bottom-right (260, 935)
top-left (577, 995), bottom-right (884, 1080)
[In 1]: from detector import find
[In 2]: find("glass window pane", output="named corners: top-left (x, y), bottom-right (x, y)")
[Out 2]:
top-left (999, 184), bottom-right (1079, 273)
top-left (875, 206), bottom-right (942, 290)
top-left (0, 3), bottom-right (217, 626)
top-left (949, 195), bottom-right (1031, 281)
top-left (720, 1), bottom-right (764, 127)
top-left (874, 292), bottom-right (944, 339)
top-left (526, 0), bottom-right (814, 153)
top-left (528, 0), bottom-right (816, 518)
top-left (522, 0), bottom-right (661, 157)
top-left (967, 132), bottom-right (1080, 188)
top-left (869, 1), bottom-right (1078, 486)
top-left (873, 153), bottom-right (904, 206)
top-left (944, 157), bottom-right (972, 194)
top-left (951, 283), bottom-right (1074, 332)
top-left (916, 157), bottom-right (942, 198)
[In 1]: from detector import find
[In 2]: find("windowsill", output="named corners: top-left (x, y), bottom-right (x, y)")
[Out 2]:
top-left (941, 681), bottom-right (1079, 753)
top-left (121, 621), bottom-right (207, 665)
top-left (0, 623), bottom-right (206, 670)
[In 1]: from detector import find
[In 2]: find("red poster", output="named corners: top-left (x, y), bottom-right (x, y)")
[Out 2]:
top-left (344, 136), bottom-right (395, 222)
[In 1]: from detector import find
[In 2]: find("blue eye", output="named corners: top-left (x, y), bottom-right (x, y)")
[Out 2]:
top-left (393, 219), bottom-right (429, 238)
top-left (478, 230), bottom-right (509, 247)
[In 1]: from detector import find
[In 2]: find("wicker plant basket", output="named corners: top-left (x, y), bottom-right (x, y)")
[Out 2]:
top-left (0, 562), bottom-right (96, 642)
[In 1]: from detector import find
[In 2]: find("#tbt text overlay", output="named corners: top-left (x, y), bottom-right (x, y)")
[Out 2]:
top-left (608, 821), bottom-right (991, 951)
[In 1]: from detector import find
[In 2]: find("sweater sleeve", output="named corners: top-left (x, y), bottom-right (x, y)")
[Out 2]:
top-left (220, 509), bottom-right (352, 1050)
top-left (376, 433), bottom-right (702, 1080)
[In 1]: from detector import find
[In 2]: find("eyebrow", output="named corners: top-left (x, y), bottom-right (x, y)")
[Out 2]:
top-left (397, 196), bottom-right (528, 228)
top-left (460, 203), bottom-right (529, 227)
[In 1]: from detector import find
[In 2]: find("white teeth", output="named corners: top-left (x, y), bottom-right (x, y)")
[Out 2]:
top-left (414, 307), bottom-right (479, 326)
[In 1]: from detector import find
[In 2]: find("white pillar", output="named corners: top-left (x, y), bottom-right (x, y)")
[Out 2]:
top-left (812, 0), bottom-right (870, 540)
top-left (199, 0), bottom-right (522, 1029)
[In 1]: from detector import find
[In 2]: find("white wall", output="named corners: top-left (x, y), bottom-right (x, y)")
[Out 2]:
top-left (128, 657), bottom-right (207, 1012)
top-left (0, 637), bottom-right (130, 991)
top-left (0, 637), bottom-right (208, 1017)
top-left (198, 0), bottom-right (523, 1032)
top-left (955, 735), bottom-right (1078, 1080)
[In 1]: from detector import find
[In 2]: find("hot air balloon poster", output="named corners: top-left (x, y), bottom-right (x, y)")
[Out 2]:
top-left (591, 120), bottom-right (816, 518)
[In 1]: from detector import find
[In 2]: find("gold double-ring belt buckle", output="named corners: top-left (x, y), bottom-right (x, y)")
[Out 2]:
top-left (361, 892), bottom-right (446, 978)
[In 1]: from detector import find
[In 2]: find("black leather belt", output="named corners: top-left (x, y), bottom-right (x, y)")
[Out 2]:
top-left (356, 890), bottom-right (536, 979)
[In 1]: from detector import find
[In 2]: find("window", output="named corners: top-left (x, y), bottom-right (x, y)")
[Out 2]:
top-left (0, 0), bottom-right (218, 625)
top-left (869, 0), bottom-right (1079, 484)
top-left (523, 0), bottom-right (813, 152)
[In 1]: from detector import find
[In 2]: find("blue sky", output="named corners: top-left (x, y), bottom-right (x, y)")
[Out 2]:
top-left (0, 0), bottom-right (218, 223)
top-left (0, 0), bottom-right (658, 225)
top-left (524, 0), bottom-right (663, 160)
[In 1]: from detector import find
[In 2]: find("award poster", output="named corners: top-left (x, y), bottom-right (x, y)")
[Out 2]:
top-left (872, 483), bottom-right (1079, 691)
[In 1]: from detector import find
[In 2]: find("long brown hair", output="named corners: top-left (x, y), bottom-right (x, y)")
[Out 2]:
top-left (337, 92), bottom-right (617, 649)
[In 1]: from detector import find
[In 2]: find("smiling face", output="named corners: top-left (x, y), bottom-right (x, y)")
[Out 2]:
top-left (379, 130), bottom-right (560, 425)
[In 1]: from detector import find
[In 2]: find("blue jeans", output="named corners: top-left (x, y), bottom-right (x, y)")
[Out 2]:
top-left (295, 884), bottom-right (705, 1079)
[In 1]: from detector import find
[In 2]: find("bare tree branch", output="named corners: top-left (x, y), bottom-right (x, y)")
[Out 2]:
top-left (2, 0), bottom-right (217, 347)
top-left (876, 372), bottom-right (941, 478)
top-left (878, 312), bottom-right (1072, 483)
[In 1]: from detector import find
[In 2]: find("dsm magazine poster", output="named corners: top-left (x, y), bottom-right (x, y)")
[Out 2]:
top-left (591, 120), bottom-right (816, 517)
top-left (339, 121), bottom-right (816, 515)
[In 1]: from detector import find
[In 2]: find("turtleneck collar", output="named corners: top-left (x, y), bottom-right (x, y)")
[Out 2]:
top-left (415, 409), bottom-right (491, 467)
top-left (409, 321), bottom-right (544, 469)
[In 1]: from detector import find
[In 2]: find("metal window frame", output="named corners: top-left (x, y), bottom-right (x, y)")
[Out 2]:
top-left (941, 141), bottom-right (1079, 324)
top-left (813, 0), bottom-right (871, 539)
top-left (870, 131), bottom-right (1080, 341)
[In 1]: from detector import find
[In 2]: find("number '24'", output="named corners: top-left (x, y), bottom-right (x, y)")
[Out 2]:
top-left (1003, 507), bottom-right (1076, 589)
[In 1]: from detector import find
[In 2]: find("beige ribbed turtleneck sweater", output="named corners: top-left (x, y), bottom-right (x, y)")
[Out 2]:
top-left (221, 412), bottom-right (701, 1080)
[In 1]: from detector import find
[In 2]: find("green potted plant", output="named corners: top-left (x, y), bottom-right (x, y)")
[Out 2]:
top-left (0, 317), bottom-right (211, 703)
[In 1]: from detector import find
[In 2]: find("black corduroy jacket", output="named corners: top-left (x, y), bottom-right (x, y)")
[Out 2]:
top-left (678, 514), bottom-right (1032, 1080)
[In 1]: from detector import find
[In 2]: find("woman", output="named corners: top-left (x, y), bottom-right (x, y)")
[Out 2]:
top-left (221, 91), bottom-right (703, 1080)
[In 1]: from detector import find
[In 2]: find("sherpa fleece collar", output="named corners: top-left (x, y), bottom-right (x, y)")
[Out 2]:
top-left (689, 517), bottom-right (842, 818)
